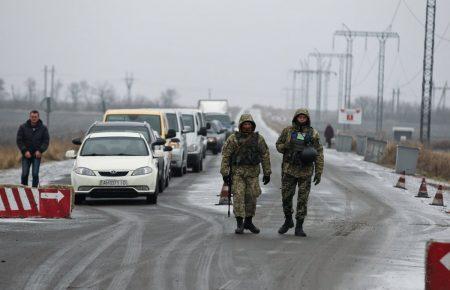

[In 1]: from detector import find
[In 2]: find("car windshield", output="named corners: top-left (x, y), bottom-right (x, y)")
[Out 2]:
top-left (88, 126), bottom-right (152, 143)
top-left (207, 122), bottom-right (221, 133)
top-left (166, 113), bottom-right (179, 131)
top-left (182, 114), bottom-right (195, 130)
top-left (106, 114), bottom-right (161, 135)
top-left (81, 137), bottom-right (149, 156)
top-left (205, 114), bottom-right (231, 125)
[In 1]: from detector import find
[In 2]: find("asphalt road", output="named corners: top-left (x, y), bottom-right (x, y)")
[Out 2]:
top-left (0, 110), bottom-right (448, 290)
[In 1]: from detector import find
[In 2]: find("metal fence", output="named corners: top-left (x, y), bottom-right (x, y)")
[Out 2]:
top-left (364, 138), bottom-right (387, 163)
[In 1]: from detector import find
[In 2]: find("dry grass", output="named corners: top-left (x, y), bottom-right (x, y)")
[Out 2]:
top-left (0, 138), bottom-right (75, 170)
top-left (380, 142), bottom-right (450, 181)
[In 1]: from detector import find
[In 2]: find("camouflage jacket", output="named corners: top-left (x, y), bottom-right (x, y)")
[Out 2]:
top-left (276, 108), bottom-right (324, 178)
top-left (221, 114), bottom-right (271, 178)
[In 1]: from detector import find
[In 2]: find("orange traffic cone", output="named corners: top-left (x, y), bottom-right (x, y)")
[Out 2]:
top-left (394, 171), bottom-right (407, 189)
top-left (215, 183), bottom-right (232, 205)
top-left (416, 178), bottom-right (430, 198)
top-left (430, 185), bottom-right (444, 206)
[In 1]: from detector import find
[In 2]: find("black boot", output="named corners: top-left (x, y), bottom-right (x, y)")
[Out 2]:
top-left (244, 217), bottom-right (260, 234)
top-left (278, 215), bottom-right (294, 234)
top-left (295, 219), bottom-right (307, 237)
top-left (235, 217), bottom-right (244, 234)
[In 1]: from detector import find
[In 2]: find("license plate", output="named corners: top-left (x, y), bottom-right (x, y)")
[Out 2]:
top-left (100, 180), bottom-right (128, 186)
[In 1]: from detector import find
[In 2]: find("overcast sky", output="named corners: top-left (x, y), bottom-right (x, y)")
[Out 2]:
top-left (1, 0), bottom-right (449, 109)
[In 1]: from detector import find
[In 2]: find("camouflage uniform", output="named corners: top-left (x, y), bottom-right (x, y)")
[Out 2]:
top-left (220, 114), bottom-right (271, 218)
top-left (276, 108), bottom-right (324, 221)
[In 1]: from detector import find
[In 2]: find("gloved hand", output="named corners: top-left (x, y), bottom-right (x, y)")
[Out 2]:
top-left (313, 174), bottom-right (321, 185)
top-left (223, 175), bottom-right (231, 185)
top-left (262, 175), bottom-right (270, 185)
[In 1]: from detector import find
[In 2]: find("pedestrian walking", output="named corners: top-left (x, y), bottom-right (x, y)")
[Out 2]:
top-left (324, 123), bottom-right (334, 148)
top-left (276, 108), bottom-right (324, 236)
top-left (16, 110), bottom-right (50, 187)
top-left (221, 114), bottom-right (271, 234)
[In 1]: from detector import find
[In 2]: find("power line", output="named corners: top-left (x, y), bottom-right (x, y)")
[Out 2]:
top-left (402, 0), bottom-right (450, 42)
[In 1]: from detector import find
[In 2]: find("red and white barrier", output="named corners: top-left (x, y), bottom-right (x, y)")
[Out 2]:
top-left (0, 186), bottom-right (72, 218)
top-left (426, 240), bottom-right (450, 290)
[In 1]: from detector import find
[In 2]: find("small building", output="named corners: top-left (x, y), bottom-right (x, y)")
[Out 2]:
top-left (392, 127), bottom-right (414, 141)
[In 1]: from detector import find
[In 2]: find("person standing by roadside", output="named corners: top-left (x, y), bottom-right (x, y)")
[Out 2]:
top-left (221, 113), bottom-right (271, 234)
top-left (16, 110), bottom-right (50, 187)
top-left (276, 108), bottom-right (324, 236)
top-left (324, 123), bottom-right (334, 148)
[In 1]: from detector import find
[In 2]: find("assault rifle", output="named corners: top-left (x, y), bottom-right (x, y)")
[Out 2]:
top-left (227, 159), bottom-right (232, 217)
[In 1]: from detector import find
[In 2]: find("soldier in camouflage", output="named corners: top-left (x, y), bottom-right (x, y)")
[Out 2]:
top-left (275, 108), bottom-right (324, 236)
top-left (221, 114), bottom-right (271, 234)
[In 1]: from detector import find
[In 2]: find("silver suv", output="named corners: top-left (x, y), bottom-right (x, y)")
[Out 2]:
top-left (179, 109), bottom-right (207, 172)
top-left (161, 109), bottom-right (189, 177)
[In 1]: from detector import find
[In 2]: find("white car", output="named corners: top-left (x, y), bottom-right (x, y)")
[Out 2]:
top-left (66, 131), bottom-right (159, 204)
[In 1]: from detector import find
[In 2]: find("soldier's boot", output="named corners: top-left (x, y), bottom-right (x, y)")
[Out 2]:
top-left (244, 217), bottom-right (260, 234)
top-left (278, 215), bottom-right (294, 234)
top-left (235, 217), bottom-right (244, 234)
top-left (294, 219), bottom-right (307, 237)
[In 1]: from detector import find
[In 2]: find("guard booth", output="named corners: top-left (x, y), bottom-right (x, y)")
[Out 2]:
top-left (392, 127), bottom-right (414, 141)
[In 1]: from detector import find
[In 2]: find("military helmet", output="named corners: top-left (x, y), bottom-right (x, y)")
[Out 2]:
top-left (300, 147), bottom-right (318, 164)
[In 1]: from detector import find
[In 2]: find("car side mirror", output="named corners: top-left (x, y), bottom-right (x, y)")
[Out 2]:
top-left (206, 123), bottom-right (211, 129)
top-left (163, 145), bottom-right (173, 152)
top-left (152, 138), bottom-right (166, 147)
top-left (166, 129), bottom-right (176, 139)
top-left (65, 150), bottom-right (77, 159)
top-left (72, 137), bottom-right (82, 145)
top-left (198, 127), bottom-right (207, 136)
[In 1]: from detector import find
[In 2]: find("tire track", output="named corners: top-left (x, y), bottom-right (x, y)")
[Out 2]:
top-left (24, 209), bottom-right (122, 290)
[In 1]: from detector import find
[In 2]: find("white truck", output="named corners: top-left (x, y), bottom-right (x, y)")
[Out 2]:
top-left (198, 99), bottom-right (228, 114)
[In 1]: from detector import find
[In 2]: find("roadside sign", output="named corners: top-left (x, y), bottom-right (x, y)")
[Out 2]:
top-left (0, 185), bottom-right (72, 218)
top-left (426, 240), bottom-right (450, 290)
top-left (338, 108), bottom-right (362, 125)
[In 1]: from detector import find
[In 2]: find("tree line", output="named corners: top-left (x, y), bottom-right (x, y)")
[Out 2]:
top-left (0, 78), bottom-right (179, 111)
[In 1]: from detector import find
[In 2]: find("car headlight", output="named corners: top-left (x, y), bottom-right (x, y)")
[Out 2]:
top-left (132, 166), bottom-right (153, 176)
top-left (188, 144), bottom-right (198, 152)
top-left (207, 137), bottom-right (217, 142)
top-left (74, 167), bottom-right (95, 176)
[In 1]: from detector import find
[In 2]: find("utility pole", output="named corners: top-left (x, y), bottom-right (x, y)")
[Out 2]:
top-left (323, 61), bottom-right (332, 112)
top-left (43, 65), bottom-right (48, 101)
top-left (293, 69), bottom-right (336, 120)
top-left (420, 0), bottom-right (436, 143)
top-left (291, 71), bottom-right (297, 109)
top-left (334, 29), bottom-right (400, 134)
top-left (434, 82), bottom-right (448, 110)
top-left (208, 88), bottom-right (212, 99)
top-left (124, 72), bottom-right (134, 104)
top-left (309, 52), bottom-right (351, 110)
top-left (391, 88), bottom-right (400, 113)
top-left (43, 65), bottom-right (55, 128)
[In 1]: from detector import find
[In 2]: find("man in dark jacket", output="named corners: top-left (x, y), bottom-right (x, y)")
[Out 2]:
top-left (324, 124), bottom-right (334, 148)
top-left (16, 110), bottom-right (50, 187)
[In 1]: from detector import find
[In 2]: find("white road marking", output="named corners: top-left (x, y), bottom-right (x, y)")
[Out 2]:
top-left (5, 188), bottom-right (19, 210)
top-left (18, 188), bottom-right (31, 210)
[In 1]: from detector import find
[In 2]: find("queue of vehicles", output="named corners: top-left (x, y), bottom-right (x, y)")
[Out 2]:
top-left (66, 101), bottom-right (236, 205)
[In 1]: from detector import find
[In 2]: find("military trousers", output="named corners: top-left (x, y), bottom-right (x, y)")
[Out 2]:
top-left (232, 175), bottom-right (261, 218)
top-left (281, 173), bottom-right (312, 220)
